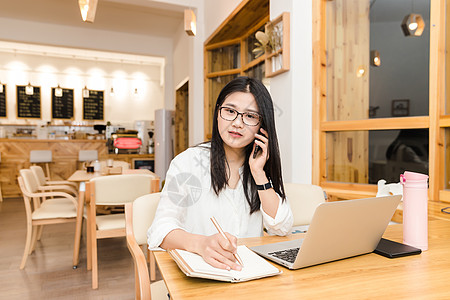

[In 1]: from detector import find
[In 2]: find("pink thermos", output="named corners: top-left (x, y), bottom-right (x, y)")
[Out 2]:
top-left (400, 171), bottom-right (428, 251)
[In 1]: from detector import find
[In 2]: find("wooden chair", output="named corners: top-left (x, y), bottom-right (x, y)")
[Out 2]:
top-left (284, 183), bottom-right (326, 226)
top-left (30, 165), bottom-right (78, 196)
top-left (29, 150), bottom-right (52, 180)
top-left (125, 193), bottom-right (168, 300)
top-left (86, 174), bottom-right (159, 289)
top-left (0, 152), bottom-right (3, 202)
top-left (18, 169), bottom-right (80, 269)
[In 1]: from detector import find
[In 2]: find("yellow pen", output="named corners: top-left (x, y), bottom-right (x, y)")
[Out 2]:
top-left (210, 217), bottom-right (244, 267)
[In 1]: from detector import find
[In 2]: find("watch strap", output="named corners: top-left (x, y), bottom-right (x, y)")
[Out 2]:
top-left (256, 181), bottom-right (273, 191)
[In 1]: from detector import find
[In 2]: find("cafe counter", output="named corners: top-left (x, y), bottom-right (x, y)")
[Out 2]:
top-left (0, 138), bottom-right (154, 198)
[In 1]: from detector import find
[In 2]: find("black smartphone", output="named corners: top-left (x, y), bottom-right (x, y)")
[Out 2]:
top-left (253, 144), bottom-right (261, 159)
top-left (253, 128), bottom-right (265, 159)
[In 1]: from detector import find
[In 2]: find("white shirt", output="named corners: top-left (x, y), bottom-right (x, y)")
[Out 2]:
top-left (147, 143), bottom-right (293, 249)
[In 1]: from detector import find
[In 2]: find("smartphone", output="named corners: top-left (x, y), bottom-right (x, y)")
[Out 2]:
top-left (253, 127), bottom-right (265, 159)
top-left (253, 144), bottom-right (261, 159)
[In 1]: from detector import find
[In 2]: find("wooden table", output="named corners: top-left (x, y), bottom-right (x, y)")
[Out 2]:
top-left (154, 220), bottom-right (450, 299)
top-left (68, 169), bottom-right (157, 267)
top-left (68, 168), bottom-right (156, 182)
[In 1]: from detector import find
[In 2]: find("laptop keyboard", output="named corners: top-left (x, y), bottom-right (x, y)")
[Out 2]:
top-left (268, 247), bottom-right (300, 263)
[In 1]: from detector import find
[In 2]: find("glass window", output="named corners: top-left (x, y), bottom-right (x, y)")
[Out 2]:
top-left (244, 62), bottom-right (265, 81)
top-left (326, 129), bottom-right (429, 184)
top-left (246, 25), bottom-right (266, 63)
top-left (207, 44), bottom-right (241, 73)
top-left (446, 129), bottom-right (450, 189)
top-left (206, 74), bottom-right (239, 133)
top-left (326, 0), bottom-right (430, 121)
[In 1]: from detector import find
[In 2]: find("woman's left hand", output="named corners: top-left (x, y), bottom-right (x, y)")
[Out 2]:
top-left (249, 128), bottom-right (269, 178)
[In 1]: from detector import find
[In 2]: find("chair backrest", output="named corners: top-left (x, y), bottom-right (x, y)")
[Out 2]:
top-left (17, 175), bottom-right (34, 218)
top-left (19, 169), bottom-right (40, 194)
top-left (132, 193), bottom-right (161, 245)
top-left (284, 183), bottom-right (326, 226)
top-left (30, 165), bottom-right (47, 186)
top-left (78, 150), bottom-right (98, 162)
top-left (125, 192), bottom-right (167, 300)
top-left (30, 150), bottom-right (52, 163)
top-left (90, 174), bottom-right (155, 205)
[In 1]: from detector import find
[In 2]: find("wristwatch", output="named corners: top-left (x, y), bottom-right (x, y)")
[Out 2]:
top-left (256, 181), bottom-right (273, 191)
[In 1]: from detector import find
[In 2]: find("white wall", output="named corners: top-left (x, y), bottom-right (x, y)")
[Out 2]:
top-left (173, 22), bottom-right (190, 90)
top-left (203, 0), bottom-right (242, 39)
top-left (0, 17), bottom-right (173, 126)
top-left (270, 0), bottom-right (313, 184)
top-left (167, 0), bottom-right (241, 146)
top-left (0, 48), bottom-right (164, 124)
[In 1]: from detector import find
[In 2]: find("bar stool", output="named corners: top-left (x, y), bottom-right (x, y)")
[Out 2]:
top-left (78, 150), bottom-right (98, 169)
top-left (78, 150), bottom-right (98, 162)
top-left (30, 150), bottom-right (52, 180)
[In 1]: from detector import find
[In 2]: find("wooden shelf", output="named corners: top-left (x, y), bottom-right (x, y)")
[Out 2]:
top-left (266, 48), bottom-right (283, 59)
top-left (203, 0), bottom-right (269, 140)
top-left (265, 12), bottom-right (290, 78)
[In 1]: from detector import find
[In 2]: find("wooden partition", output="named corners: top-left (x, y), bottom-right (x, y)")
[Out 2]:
top-left (0, 139), bottom-right (155, 198)
top-left (0, 139), bottom-right (107, 198)
top-left (325, 0), bottom-right (370, 184)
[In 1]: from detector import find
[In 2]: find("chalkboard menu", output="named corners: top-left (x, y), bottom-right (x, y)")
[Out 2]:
top-left (52, 87), bottom-right (74, 119)
top-left (83, 90), bottom-right (104, 120)
top-left (0, 84), bottom-right (6, 118)
top-left (17, 85), bottom-right (41, 119)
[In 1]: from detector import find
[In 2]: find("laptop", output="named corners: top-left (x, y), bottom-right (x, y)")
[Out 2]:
top-left (250, 195), bottom-right (402, 269)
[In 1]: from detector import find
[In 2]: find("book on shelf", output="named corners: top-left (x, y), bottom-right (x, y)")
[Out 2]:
top-left (168, 245), bottom-right (282, 283)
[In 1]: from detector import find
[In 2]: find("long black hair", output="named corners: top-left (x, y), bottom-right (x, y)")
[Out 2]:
top-left (210, 76), bottom-right (286, 214)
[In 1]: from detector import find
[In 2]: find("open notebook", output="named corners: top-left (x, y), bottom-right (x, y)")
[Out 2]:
top-left (168, 245), bottom-right (282, 282)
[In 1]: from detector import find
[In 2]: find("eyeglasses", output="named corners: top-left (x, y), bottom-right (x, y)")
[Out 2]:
top-left (219, 106), bottom-right (261, 126)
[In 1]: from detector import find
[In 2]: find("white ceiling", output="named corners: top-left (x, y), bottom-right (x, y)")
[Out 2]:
top-left (0, 0), bottom-right (431, 40)
top-left (0, 0), bottom-right (185, 38)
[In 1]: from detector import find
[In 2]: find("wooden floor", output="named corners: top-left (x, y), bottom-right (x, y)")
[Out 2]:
top-left (0, 197), bottom-right (162, 299)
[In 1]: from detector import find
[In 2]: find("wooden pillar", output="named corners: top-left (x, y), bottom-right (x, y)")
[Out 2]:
top-left (325, 0), bottom-right (370, 184)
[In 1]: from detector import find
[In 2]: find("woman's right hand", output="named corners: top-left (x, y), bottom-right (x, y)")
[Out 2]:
top-left (196, 233), bottom-right (242, 271)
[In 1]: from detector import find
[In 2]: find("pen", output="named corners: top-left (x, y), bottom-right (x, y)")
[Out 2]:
top-left (210, 217), bottom-right (244, 267)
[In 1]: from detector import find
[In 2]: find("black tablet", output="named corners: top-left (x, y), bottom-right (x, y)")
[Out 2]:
top-left (374, 238), bottom-right (422, 258)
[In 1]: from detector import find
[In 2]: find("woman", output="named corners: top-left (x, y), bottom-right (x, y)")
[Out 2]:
top-left (147, 76), bottom-right (293, 271)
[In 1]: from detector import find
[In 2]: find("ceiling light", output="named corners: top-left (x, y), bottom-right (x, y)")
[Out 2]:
top-left (409, 21), bottom-right (418, 31)
top-left (25, 82), bottom-right (34, 95)
top-left (78, 0), bottom-right (98, 23)
top-left (184, 9), bottom-right (196, 36)
top-left (370, 50), bottom-right (381, 67)
top-left (55, 85), bottom-right (63, 97)
top-left (356, 66), bottom-right (366, 78)
top-left (401, 14), bottom-right (425, 37)
top-left (83, 86), bottom-right (90, 98)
